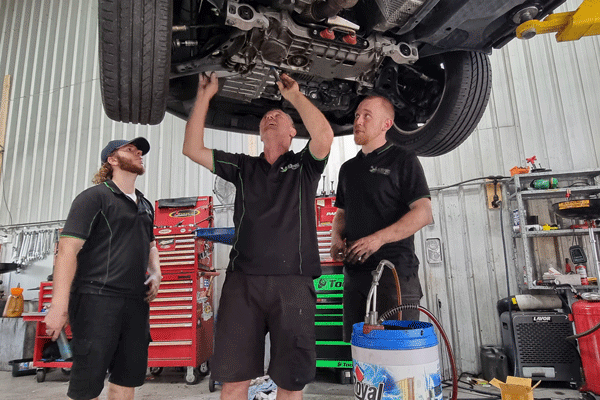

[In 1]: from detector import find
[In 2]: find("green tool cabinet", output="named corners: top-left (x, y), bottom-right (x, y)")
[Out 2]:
top-left (314, 264), bottom-right (353, 383)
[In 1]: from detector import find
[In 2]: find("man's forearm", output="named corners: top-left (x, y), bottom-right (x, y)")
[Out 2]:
top-left (331, 210), bottom-right (346, 242)
top-left (183, 95), bottom-right (212, 168)
top-left (147, 244), bottom-right (161, 276)
top-left (286, 92), bottom-right (333, 155)
top-left (374, 199), bottom-right (432, 245)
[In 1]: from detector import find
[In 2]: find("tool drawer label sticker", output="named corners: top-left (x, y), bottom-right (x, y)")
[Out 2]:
top-left (353, 361), bottom-right (442, 400)
top-left (559, 200), bottom-right (589, 209)
top-left (169, 209), bottom-right (201, 218)
top-left (315, 275), bottom-right (343, 290)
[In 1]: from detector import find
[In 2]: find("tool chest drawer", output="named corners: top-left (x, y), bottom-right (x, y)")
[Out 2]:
top-left (155, 234), bottom-right (213, 272)
top-left (147, 269), bottom-right (218, 377)
top-left (149, 274), bottom-right (196, 342)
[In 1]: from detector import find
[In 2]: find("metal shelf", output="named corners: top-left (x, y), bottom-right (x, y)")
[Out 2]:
top-left (514, 228), bottom-right (600, 238)
top-left (506, 169), bottom-right (600, 291)
top-left (509, 169), bottom-right (600, 187)
top-left (510, 186), bottom-right (600, 200)
top-left (509, 186), bottom-right (600, 200)
top-left (517, 283), bottom-right (598, 291)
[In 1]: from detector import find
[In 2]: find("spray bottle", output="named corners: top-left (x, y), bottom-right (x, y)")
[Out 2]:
top-left (576, 265), bottom-right (589, 285)
top-left (56, 329), bottom-right (73, 360)
top-left (2, 284), bottom-right (24, 318)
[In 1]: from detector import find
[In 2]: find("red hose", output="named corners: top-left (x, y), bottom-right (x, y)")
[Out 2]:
top-left (379, 305), bottom-right (458, 400)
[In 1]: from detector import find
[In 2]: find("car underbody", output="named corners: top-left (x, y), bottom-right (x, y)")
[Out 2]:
top-left (98, 0), bottom-right (566, 155)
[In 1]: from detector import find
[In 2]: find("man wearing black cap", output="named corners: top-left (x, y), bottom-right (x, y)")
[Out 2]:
top-left (43, 137), bottom-right (161, 400)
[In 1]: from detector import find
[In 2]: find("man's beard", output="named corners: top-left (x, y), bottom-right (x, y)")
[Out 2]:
top-left (115, 154), bottom-right (145, 175)
top-left (353, 131), bottom-right (368, 146)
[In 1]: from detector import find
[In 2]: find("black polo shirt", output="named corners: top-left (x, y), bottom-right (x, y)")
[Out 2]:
top-left (213, 142), bottom-right (327, 278)
top-left (335, 143), bottom-right (430, 276)
top-left (61, 180), bottom-right (155, 297)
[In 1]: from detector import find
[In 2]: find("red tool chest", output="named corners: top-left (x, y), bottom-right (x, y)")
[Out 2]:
top-left (25, 197), bottom-right (219, 385)
top-left (315, 196), bottom-right (340, 265)
top-left (149, 196), bottom-right (218, 384)
top-left (22, 281), bottom-right (73, 383)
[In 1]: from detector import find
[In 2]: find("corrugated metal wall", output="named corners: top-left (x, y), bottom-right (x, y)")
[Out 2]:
top-left (1, 0), bottom-right (600, 375)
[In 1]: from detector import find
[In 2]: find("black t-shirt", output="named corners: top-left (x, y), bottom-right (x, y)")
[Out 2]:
top-left (213, 142), bottom-right (327, 278)
top-left (335, 143), bottom-right (430, 276)
top-left (61, 180), bottom-right (155, 297)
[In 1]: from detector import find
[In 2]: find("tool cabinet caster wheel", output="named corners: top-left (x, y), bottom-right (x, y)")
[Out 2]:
top-left (338, 368), bottom-right (353, 384)
top-left (61, 367), bottom-right (71, 375)
top-left (150, 367), bottom-right (163, 376)
top-left (185, 366), bottom-right (200, 385)
top-left (209, 378), bottom-right (216, 392)
top-left (199, 361), bottom-right (209, 376)
top-left (36, 368), bottom-right (46, 383)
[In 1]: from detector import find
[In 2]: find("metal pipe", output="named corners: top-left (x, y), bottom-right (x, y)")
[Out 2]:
top-left (588, 225), bottom-right (600, 282)
top-left (364, 260), bottom-right (395, 326)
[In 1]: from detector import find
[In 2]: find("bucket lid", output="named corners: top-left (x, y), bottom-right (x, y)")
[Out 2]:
top-left (351, 321), bottom-right (438, 350)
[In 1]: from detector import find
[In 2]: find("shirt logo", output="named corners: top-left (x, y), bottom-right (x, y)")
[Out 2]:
top-left (280, 163), bottom-right (300, 173)
top-left (369, 166), bottom-right (391, 175)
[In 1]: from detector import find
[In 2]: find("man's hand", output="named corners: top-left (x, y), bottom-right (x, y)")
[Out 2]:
top-left (144, 273), bottom-right (162, 303)
top-left (277, 73), bottom-right (301, 101)
top-left (330, 237), bottom-right (347, 262)
top-left (43, 305), bottom-right (69, 341)
top-left (345, 233), bottom-right (385, 264)
top-left (197, 72), bottom-right (219, 101)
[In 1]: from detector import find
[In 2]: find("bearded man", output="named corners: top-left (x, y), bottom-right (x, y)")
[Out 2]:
top-left (43, 137), bottom-right (162, 400)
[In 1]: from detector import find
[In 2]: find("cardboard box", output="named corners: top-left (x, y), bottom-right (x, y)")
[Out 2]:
top-left (490, 377), bottom-right (541, 400)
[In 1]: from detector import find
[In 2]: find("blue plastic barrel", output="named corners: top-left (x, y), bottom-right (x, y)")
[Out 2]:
top-left (351, 321), bottom-right (442, 400)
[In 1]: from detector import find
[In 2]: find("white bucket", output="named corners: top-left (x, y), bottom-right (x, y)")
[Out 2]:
top-left (351, 321), bottom-right (442, 400)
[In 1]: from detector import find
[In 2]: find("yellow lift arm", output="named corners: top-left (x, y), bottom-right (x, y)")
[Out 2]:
top-left (516, 0), bottom-right (600, 41)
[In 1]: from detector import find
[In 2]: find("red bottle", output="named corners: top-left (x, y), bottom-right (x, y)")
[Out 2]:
top-left (565, 258), bottom-right (572, 274)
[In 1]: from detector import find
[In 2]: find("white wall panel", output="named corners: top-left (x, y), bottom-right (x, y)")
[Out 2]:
top-left (2, 0), bottom-right (600, 376)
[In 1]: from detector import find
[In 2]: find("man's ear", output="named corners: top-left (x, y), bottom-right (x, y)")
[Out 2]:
top-left (383, 118), bottom-right (393, 132)
top-left (290, 127), bottom-right (297, 138)
top-left (107, 154), bottom-right (119, 166)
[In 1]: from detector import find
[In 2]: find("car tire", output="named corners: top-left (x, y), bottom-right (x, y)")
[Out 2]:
top-left (386, 51), bottom-right (491, 156)
top-left (98, 0), bottom-right (172, 125)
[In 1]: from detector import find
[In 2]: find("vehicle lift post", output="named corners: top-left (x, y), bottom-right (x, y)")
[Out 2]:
top-left (516, 0), bottom-right (600, 42)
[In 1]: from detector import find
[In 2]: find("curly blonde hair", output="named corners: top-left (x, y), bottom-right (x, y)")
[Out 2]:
top-left (92, 162), bottom-right (113, 184)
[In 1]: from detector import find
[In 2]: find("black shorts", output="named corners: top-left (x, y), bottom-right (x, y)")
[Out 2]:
top-left (343, 267), bottom-right (423, 342)
top-left (67, 292), bottom-right (150, 400)
top-left (211, 271), bottom-right (316, 391)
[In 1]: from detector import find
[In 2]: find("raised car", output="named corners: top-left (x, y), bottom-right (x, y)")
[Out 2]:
top-left (98, 0), bottom-right (565, 155)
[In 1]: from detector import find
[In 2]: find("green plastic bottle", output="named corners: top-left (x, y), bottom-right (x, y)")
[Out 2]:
top-left (530, 178), bottom-right (558, 189)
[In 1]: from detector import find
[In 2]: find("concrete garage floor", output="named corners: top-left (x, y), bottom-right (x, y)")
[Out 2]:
top-left (0, 367), bottom-right (592, 400)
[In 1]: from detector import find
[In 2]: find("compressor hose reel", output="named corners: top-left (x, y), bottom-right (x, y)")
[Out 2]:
top-left (363, 260), bottom-right (458, 400)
